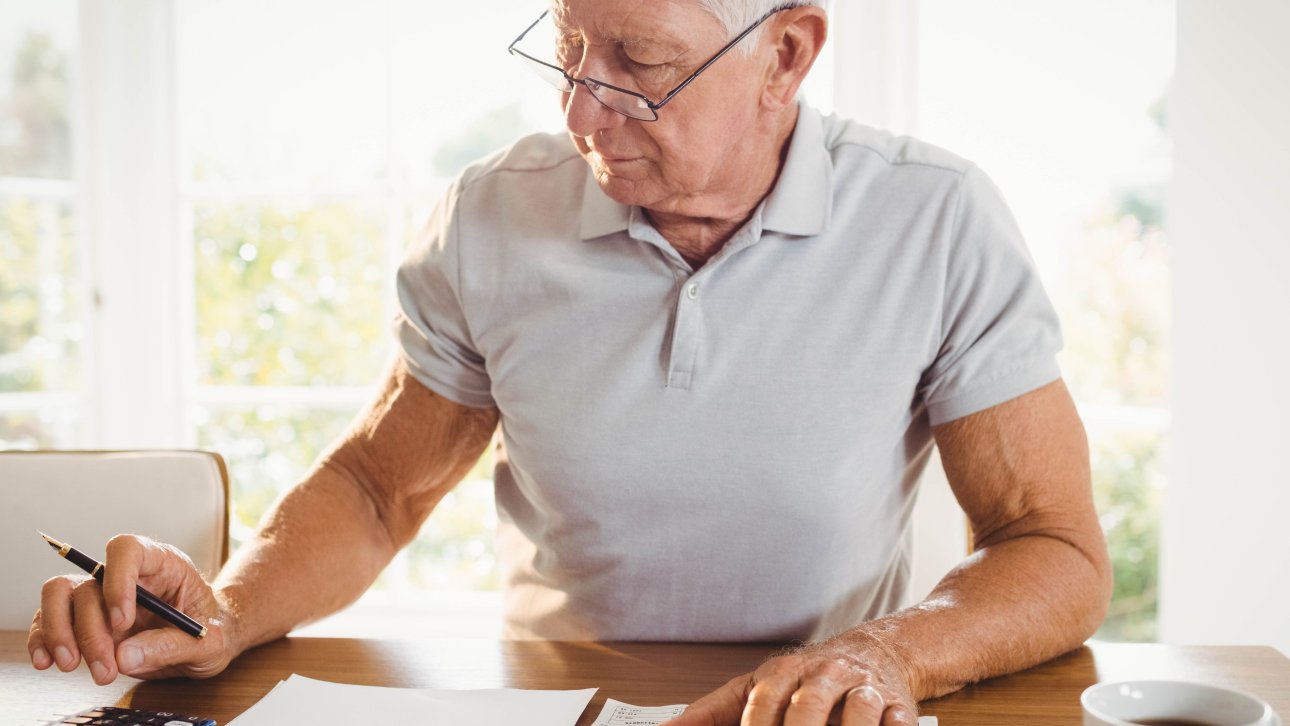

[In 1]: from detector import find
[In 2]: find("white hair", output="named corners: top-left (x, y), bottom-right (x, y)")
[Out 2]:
top-left (697, 0), bottom-right (827, 54)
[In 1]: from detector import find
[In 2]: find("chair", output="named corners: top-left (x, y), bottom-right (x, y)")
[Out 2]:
top-left (0, 450), bottom-right (229, 630)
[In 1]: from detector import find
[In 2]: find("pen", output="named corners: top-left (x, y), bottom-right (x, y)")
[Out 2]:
top-left (38, 532), bottom-right (207, 639)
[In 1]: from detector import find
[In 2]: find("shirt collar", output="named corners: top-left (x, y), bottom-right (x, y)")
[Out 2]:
top-left (761, 102), bottom-right (832, 237)
top-left (578, 101), bottom-right (833, 242)
top-left (579, 168), bottom-right (629, 241)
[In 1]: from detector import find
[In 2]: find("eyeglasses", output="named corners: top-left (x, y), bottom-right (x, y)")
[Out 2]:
top-left (508, 6), bottom-right (791, 122)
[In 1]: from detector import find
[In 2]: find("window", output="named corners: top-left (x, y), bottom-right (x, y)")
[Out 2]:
top-left (0, 0), bottom-right (83, 450)
top-left (913, 0), bottom-right (1175, 640)
top-left (174, 0), bottom-right (569, 598)
top-left (5, 1), bottom-right (1169, 641)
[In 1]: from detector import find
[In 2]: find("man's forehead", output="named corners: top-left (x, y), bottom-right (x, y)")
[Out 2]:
top-left (549, 0), bottom-right (713, 50)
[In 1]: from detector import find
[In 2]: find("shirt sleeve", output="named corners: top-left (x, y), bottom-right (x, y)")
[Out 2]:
top-left (919, 164), bottom-right (1063, 426)
top-left (392, 182), bottom-right (496, 409)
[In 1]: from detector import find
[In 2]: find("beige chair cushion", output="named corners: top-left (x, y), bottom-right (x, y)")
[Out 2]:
top-left (0, 450), bottom-right (228, 630)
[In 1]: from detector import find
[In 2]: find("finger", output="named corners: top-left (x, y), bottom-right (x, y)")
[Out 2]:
top-left (116, 626), bottom-right (208, 678)
top-left (784, 661), bottom-right (853, 726)
top-left (71, 578), bottom-right (119, 684)
top-left (27, 610), bottom-right (53, 670)
top-left (741, 674), bottom-right (798, 726)
top-left (102, 534), bottom-right (154, 632)
top-left (840, 684), bottom-right (886, 726)
top-left (38, 575), bottom-right (81, 672)
top-left (663, 674), bottom-right (752, 726)
top-left (879, 705), bottom-right (918, 726)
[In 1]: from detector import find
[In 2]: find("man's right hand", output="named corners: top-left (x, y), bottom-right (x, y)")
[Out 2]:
top-left (27, 534), bottom-right (238, 685)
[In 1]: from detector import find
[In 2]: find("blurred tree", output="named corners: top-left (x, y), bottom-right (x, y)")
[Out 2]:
top-left (193, 200), bottom-right (388, 387)
top-left (196, 405), bottom-right (357, 539)
top-left (0, 32), bottom-right (71, 178)
top-left (1058, 192), bottom-right (1170, 410)
top-left (1091, 431), bottom-right (1164, 642)
top-left (431, 103), bottom-right (528, 177)
top-left (0, 29), bottom-right (78, 442)
top-left (0, 199), bottom-right (42, 391)
top-left (192, 102), bottom-right (535, 590)
top-left (1058, 185), bottom-right (1170, 641)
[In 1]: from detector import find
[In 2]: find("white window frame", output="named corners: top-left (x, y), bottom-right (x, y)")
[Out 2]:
top-left (8, 0), bottom-right (1169, 637)
top-left (74, 0), bottom-right (184, 447)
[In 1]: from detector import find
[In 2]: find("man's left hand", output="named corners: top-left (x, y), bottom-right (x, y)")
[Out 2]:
top-left (662, 637), bottom-right (919, 726)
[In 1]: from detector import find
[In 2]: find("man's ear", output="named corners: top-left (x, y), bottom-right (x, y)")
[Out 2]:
top-left (760, 6), bottom-right (828, 111)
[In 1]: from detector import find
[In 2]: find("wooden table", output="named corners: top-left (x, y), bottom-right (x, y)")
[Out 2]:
top-left (3, 631), bottom-right (1288, 724)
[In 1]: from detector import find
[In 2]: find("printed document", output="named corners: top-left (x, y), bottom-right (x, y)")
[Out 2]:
top-left (226, 674), bottom-right (596, 726)
top-left (227, 674), bottom-right (938, 726)
top-left (588, 699), bottom-right (939, 726)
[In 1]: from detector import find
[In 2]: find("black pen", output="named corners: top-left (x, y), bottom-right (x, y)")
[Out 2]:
top-left (39, 532), bottom-right (207, 639)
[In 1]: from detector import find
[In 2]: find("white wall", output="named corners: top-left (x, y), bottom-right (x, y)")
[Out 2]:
top-left (1161, 0), bottom-right (1290, 655)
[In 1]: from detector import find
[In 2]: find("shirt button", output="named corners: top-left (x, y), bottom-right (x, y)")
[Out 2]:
top-left (686, 283), bottom-right (699, 300)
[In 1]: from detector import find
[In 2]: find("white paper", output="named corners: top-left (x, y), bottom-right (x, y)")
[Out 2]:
top-left (587, 699), bottom-right (938, 726)
top-left (227, 674), bottom-right (596, 726)
top-left (590, 698), bottom-right (686, 725)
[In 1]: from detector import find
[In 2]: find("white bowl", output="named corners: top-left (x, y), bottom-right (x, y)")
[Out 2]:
top-left (1081, 680), bottom-right (1280, 726)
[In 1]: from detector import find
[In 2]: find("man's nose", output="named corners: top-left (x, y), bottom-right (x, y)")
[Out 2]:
top-left (562, 74), bottom-right (628, 139)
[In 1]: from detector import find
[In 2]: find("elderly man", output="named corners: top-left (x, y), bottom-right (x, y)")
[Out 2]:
top-left (28, 1), bottom-right (1111, 724)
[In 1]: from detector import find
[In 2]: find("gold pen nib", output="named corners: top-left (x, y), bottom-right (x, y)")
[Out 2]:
top-left (38, 531), bottom-right (71, 556)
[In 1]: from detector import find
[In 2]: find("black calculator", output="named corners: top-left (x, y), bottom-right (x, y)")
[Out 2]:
top-left (45, 705), bottom-right (215, 725)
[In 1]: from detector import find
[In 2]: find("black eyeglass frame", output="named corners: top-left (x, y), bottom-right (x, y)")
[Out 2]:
top-left (507, 5), bottom-right (794, 122)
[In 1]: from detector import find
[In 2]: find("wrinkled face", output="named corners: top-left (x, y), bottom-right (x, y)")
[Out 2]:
top-left (550, 0), bottom-right (770, 212)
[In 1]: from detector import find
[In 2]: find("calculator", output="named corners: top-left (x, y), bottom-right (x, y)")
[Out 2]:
top-left (45, 705), bottom-right (216, 725)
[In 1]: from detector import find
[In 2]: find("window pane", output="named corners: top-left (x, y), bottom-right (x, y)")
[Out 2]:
top-left (176, 0), bottom-right (389, 186)
top-left (1091, 428), bottom-right (1165, 642)
top-left (0, 0), bottom-right (76, 178)
top-left (390, 476), bottom-right (499, 592)
top-left (194, 403), bottom-right (358, 542)
top-left (917, 0), bottom-right (1173, 642)
top-left (193, 200), bottom-right (389, 387)
top-left (0, 406), bottom-right (77, 449)
top-left (390, 0), bottom-right (567, 192)
top-left (196, 401), bottom-right (500, 592)
top-left (916, 0), bottom-right (1174, 408)
top-left (1056, 194), bottom-right (1169, 409)
top-left (0, 196), bottom-right (80, 392)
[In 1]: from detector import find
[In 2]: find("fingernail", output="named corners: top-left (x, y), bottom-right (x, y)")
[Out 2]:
top-left (90, 661), bottom-right (109, 683)
top-left (118, 644), bottom-right (142, 672)
top-left (54, 645), bottom-right (73, 669)
top-left (110, 606), bottom-right (125, 629)
top-left (31, 647), bottom-right (51, 668)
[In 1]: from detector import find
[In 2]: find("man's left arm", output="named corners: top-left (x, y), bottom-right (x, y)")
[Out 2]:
top-left (668, 379), bottom-right (1112, 726)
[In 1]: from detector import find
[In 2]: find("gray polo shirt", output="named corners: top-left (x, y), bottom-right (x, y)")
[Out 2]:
top-left (394, 102), bottom-right (1061, 642)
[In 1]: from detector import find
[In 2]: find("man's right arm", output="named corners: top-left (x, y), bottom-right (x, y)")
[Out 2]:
top-left (215, 358), bottom-right (499, 654)
top-left (28, 359), bottom-right (499, 683)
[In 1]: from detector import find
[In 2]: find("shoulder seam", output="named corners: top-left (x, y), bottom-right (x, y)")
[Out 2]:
top-left (935, 162), bottom-right (979, 348)
top-left (458, 149), bottom-right (585, 195)
top-left (830, 136), bottom-right (971, 177)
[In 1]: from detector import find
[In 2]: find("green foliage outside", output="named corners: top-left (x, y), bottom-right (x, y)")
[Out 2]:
top-left (0, 29), bottom-right (78, 400)
top-left (196, 401), bottom-right (502, 592)
top-left (0, 198), bottom-right (77, 394)
top-left (193, 200), bottom-right (389, 387)
top-left (1058, 204), bottom-right (1169, 410)
top-left (1057, 181), bottom-right (1170, 641)
top-left (0, 32), bottom-right (70, 178)
top-left (0, 411), bottom-right (56, 448)
top-left (195, 404), bottom-right (359, 539)
top-left (0, 29), bottom-right (80, 449)
top-left (1090, 431), bottom-right (1164, 642)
